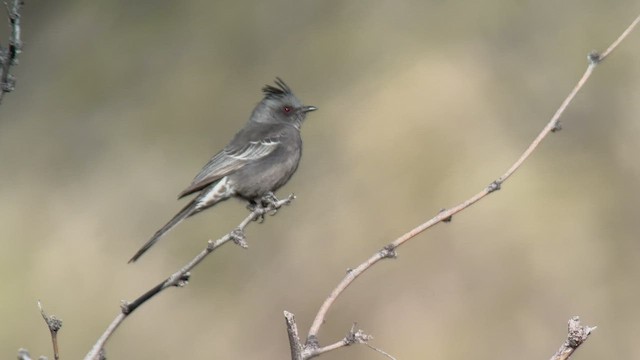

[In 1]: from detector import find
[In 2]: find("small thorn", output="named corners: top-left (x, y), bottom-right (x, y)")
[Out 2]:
top-left (284, 193), bottom-right (296, 204)
top-left (380, 244), bottom-right (397, 259)
top-left (174, 272), bottom-right (190, 287)
top-left (345, 323), bottom-right (372, 345)
top-left (487, 180), bottom-right (502, 193)
top-left (551, 120), bottom-right (562, 133)
top-left (439, 208), bottom-right (453, 223)
top-left (120, 301), bottom-right (131, 315)
top-left (587, 51), bottom-right (601, 65)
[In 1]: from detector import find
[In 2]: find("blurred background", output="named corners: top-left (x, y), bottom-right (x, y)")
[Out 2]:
top-left (1, 1), bottom-right (639, 359)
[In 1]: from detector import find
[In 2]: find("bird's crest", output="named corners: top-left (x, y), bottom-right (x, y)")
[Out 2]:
top-left (262, 77), bottom-right (292, 98)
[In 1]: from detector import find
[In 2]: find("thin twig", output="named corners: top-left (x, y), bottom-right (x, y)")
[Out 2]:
top-left (306, 339), bottom-right (347, 358)
top-left (84, 313), bottom-right (124, 360)
top-left (364, 343), bottom-right (397, 360)
top-left (285, 311), bottom-right (304, 360)
top-left (599, 13), bottom-right (640, 61)
top-left (0, 0), bottom-right (23, 104)
top-left (83, 195), bottom-right (295, 360)
top-left (303, 323), bottom-right (376, 359)
top-left (38, 301), bottom-right (62, 360)
top-left (304, 12), bottom-right (639, 347)
top-left (549, 317), bottom-right (596, 360)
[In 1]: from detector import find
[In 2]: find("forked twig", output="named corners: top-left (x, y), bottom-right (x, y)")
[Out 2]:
top-left (84, 195), bottom-right (295, 360)
top-left (38, 301), bottom-right (62, 360)
top-left (290, 13), bottom-right (640, 358)
top-left (550, 317), bottom-right (596, 360)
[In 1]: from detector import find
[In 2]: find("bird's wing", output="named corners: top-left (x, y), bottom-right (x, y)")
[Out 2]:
top-left (178, 137), bottom-right (281, 198)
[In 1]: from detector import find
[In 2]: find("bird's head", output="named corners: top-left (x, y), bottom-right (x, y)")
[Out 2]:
top-left (252, 78), bottom-right (317, 129)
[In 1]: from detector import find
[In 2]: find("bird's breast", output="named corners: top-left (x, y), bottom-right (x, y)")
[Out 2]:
top-left (230, 133), bottom-right (302, 200)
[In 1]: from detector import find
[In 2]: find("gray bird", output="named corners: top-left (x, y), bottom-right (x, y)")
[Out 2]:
top-left (129, 78), bottom-right (317, 262)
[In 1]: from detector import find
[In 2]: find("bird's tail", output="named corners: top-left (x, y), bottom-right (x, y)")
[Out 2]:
top-left (128, 199), bottom-right (200, 263)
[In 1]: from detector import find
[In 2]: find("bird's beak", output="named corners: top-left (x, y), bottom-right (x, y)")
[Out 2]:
top-left (303, 105), bottom-right (318, 113)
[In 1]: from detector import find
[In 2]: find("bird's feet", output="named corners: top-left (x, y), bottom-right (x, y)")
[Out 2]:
top-left (246, 193), bottom-right (296, 222)
top-left (247, 192), bottom-right (279, 219)
top-left (261, 192), bottom-right (280, 209)
top-left (246, 192), bottom-right (277, 209)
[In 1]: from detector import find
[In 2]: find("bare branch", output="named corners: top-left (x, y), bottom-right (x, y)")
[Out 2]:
top-left (0, 0), bottom-right (23, 104)
top-left (301, 11), bottom-right (640, 354)
top-left (549, 317), bottom-right (596, 360)
top-left (83, 194), bottom-right (295, 360)
top-left (303, 323), bottom-right (376, 359)
top-left (38, 301), bottom-right (62, 360)
top-left (598, 13), bottom-right (640, 61)
top-left (284, 311), bottom-right (303, 360)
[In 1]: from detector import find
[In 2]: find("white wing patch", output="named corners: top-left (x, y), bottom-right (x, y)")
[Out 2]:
top-left (227, 139), bottom-right (279, 160)
top-left (196, 176), bottom-right (235, 209)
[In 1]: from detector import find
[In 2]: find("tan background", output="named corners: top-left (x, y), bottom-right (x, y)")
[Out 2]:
top-left (1, 1), bottom-right (640, 359)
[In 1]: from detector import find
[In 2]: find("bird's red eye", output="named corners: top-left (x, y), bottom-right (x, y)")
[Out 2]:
top-left (283, 106), bottom-right (291, 113)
